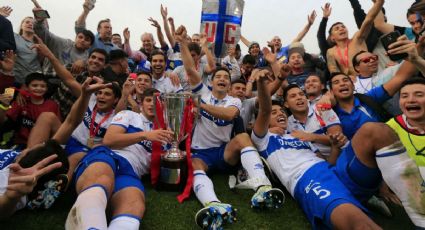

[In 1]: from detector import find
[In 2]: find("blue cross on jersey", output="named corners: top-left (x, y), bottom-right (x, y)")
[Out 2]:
top-left (201, 0), bottom-right (244, 57)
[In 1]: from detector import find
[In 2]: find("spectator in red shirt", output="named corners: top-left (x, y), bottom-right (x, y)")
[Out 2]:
top-left (0, 73), bottom-right (60, 148)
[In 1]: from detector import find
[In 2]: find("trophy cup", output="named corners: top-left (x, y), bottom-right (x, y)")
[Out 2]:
top-left (153, 93), bottom-right (198, 191)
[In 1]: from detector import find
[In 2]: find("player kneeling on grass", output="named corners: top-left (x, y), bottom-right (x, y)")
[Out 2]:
top-left (65, 88), bottom-right (174, 230)
top-left (0, 77), bottom-right (109, 219)
top-left (175, 25), bottom-right (284, 229)
top-left (251, 68), bottom-right (425, 229)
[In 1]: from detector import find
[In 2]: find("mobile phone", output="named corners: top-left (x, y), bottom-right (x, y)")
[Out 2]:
top-left (33, 10), bottom-right (50, 19)
top-left (4, 88), bottom-right (15, 97)
top-left (380, 31), bottom-right (408, 61)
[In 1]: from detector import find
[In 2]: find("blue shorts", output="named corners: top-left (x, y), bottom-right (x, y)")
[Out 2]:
top-left (65, 137), bottom-right (90, 156)
top-left (74, 145), bottom-right (145, 194)
top-left (294, 162), bottom-right (367, 229)
top-left (192, 144), bottom-right (234, 172)
top-left (335, 142), bottom-right (382, 202)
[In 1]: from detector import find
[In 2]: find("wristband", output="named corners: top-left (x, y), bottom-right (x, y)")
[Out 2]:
top-left (0, 104), bottom-right (11, 111)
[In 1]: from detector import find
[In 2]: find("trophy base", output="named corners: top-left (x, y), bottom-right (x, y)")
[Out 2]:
top-left (158, 155), bottom-right (188, 192)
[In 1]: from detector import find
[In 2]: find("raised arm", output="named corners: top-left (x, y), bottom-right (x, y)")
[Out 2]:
top-left (160, 5), bottom-right (176, 48)
top-left (32, 36), bottom-right (81, 97)
top-left (200, 33), bottom-right (216, 74)
top-left (292, 10), bottom-right (317, 43)
top-left (253, 70), bottom-right (272, 137)
top-left (123, 28), bottom-right (147, 63)
top-left (240, 34), bottom-right (251, 47)
top-left (176, 25), bottom-right (202, 86)
top-left (148, 18), bottom-right (167, 48)
top-left (352, 0), bottom-right (384, 45)
top-left (373, 7), bottom-right (395, 34)
top-left (0, 7), bottom-right (16, 51)
top-left (75, 0), bottom-right (94, 33)
top-left (52, 77), bottom-right (109, 144)
top-left (317, 3), bottom-right (332, 58)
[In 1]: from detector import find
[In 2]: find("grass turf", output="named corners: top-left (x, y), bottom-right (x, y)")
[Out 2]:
top-left (1, 174), bottom-right (415, 230)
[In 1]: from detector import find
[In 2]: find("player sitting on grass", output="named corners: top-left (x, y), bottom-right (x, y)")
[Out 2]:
top-left (251, 66), bottom-right (425, 229)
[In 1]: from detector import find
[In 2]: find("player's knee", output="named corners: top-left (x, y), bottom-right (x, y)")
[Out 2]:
top-left (358, 122), bottom-right (398, 142)
top-left (234, 132), bottom-right (252, 147)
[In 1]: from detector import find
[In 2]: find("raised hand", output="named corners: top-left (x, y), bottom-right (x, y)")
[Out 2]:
top-left (0, 50), bottom-right (15, 73)
top-left (174, 25), bottom-right (188, 43)
top-left (81, 76), bottom-right (110, 96)
top-left (6, 154), bottom-right (62, 199)
top-left (0, 6), bottom-right (13, 17)
top-left (321, 3), bottom-right (332, 18)
top-left (262, 47), bottom-right (277, 64)
top-left (160, 4), bottom-right (168, 19)
top-left (307, 10), bottom-right (317, 25)
top-left (123, 27), bottom-right (130, 43)
top-left (148, 17), bottom-right (161, 29)
top-left (388, 35), bottom-right (419, 62)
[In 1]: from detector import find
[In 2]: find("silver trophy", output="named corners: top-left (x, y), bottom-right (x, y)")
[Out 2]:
top-left (154, 93), bottom-right (199, 190)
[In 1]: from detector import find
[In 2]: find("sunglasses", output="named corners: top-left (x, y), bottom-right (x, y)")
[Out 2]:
top-left (359, 55), bottom-right (378, 64)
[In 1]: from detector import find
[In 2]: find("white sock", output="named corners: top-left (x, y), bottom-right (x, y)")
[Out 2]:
top-left (108, 215), bottom-right (140, 230)
top-left (240, 146), bottom-right (271, 189)
top-left (376, 141), bottom-right (425, 228)
top-left (193, 170), bottom-right (220, 206)
top-left (65, 185), bottom-right (108, 230)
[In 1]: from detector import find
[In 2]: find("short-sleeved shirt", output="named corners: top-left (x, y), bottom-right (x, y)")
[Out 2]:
top-left (109, 111), bottom-right (154, 177)
top-left (191, 83), bottom-right (242, 149)
top-left (7, 99), bottom-right (60, 145)
top-left (152, 75), bottom-right (183, 93)
top-left (333, 85), bottom-right (391, 139)
top-left (287, 105), bottom-right (340, 155)
top-left (251, 131), bottom-right (322, 195)
top-left (69, 95), bottom-right (115, 148)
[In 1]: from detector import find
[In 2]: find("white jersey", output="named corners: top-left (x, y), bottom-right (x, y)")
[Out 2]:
top-left (70, 95), bottom-right (115, 147)
top-left (287, 105), bottom-right (340, 156)
top-left (109, 111), bottom-right (155, 177)
top-left (251, 131), bottom-right (324, 196)
top-left (0, 149), bottom-right (27, 210)
top-left (191, 83), bottom-right (242, 149)
top-left (152, 75), bottom-right (183, 93)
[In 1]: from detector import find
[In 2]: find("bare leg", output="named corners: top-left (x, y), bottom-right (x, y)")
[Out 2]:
top-left (331, 203), bottom-right (381, 230)
top-left (27, 112), bottom-right (61, 148)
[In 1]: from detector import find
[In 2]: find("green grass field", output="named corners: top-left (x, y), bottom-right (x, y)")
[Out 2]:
top-left (1, 174), bottom-right (415, 230)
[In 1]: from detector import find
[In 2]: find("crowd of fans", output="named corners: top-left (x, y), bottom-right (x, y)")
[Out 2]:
top-left (1, 0), bottom-right (425, 229)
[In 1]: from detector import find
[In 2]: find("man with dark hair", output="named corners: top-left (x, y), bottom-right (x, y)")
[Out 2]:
top-left (0, 77), bottom-right (108, 219)
top-left (327, 36), bottom-right (422, 139)
top-left (101, 49), bottom-right (129, 86)
top-left (304, 73), bottom-right (326, 106)
top-left (151, 50), bottom-right (182, 93)
top-left (66, 88), bottom-right (174, 230)
top-left (33, 5), bottom-right (95, 77)
top-left (74, 0), bottom-right (118, 53)
top-left (177, 25), bottom-right (283, 229)
top-left (251, 62), bottom-right (422, 229)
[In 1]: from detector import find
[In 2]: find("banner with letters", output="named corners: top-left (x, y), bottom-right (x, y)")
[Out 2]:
top-left (201, 0), bottom-right (244, 58)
